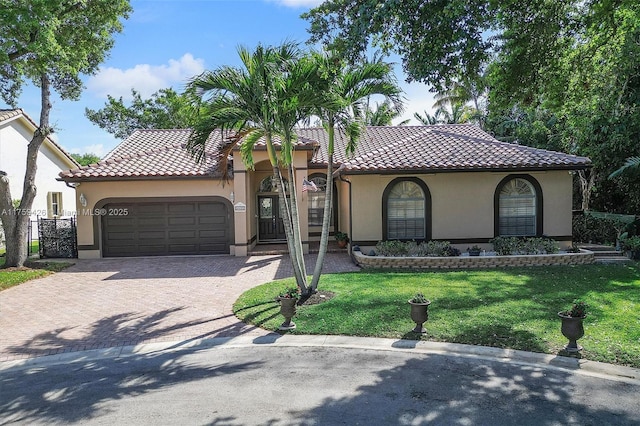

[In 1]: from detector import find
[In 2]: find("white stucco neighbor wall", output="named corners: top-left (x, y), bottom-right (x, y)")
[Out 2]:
top-left (0, 113), bottom-right (78, 238)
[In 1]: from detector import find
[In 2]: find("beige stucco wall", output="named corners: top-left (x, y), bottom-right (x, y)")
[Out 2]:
top-left (347, 170), bottom-right (574, 248)
top-left (75, 164), bottom-right (574, 258)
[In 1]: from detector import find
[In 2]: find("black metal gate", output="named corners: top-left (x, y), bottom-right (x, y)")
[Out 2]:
top-left (38, 217), bottom-right (78, 258)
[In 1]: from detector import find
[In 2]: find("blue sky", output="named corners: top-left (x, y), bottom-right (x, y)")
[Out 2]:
top-left (4, 0), bottom-right (435, 157)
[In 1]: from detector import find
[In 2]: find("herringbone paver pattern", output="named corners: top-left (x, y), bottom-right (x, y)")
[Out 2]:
top-left (0, 253), bottom-right (358, 362)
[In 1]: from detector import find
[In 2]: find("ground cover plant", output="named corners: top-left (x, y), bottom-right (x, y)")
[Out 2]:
top-left (0, 257), bottom-right (72, 291)
top-left (234, 264), bottom-right (640, 368)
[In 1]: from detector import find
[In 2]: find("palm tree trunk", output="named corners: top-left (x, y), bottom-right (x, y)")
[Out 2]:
top-left (310, 155), bottom-right (333, 292)
top-left (287, 163), bottom-right (308, 292)
top-left (274, 166), bottom-right (308, 293)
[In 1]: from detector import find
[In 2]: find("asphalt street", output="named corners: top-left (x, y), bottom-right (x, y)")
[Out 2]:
top-left (2, 336), bottom-right (639, 425)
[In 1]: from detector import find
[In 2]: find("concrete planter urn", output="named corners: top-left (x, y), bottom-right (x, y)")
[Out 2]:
top-left (277, 288), bottom-right (299, 330)
top-left (408, 293), bottom-right (431, 333)
top-left (558, 300), bottom-right (588, 352)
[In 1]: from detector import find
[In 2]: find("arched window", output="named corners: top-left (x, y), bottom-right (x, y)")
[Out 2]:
top-left (259, 176), bottom-right (288, 193)
top-left (307, 174), bottom-right (329, 226)
top-left (383, 178), bottom-right (431, 240)
top-left (495, 176), bottom-right (542, 236)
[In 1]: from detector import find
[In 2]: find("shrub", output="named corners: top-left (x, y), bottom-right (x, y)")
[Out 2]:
top-left (375, 240), bottom-right (460, 257)
top-left (572, 214), bottom-right (625, 244)
top-left (490, 236), bottom-right (559, 255)
top-left (376, 240), bottom-right (409, 256)
top-left (491, 236), bottom-right (520, 255)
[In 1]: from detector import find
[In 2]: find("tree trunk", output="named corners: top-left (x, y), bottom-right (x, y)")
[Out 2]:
top-left (286, 163), bottom-right (308, 292)
top-left (578, 169), bottom-right (596, 211)
top-left (274, 166), bottom-right (308, 293)
top-left (1, 74), bottom-right (51, 267)
top-left (310, 154), bottom-right (334, 292)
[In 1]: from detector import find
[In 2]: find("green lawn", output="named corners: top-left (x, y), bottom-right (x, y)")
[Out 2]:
top-left (234, 263), bottom-right (640, 368)
top-left (0, 256), bottom-right (72, 291)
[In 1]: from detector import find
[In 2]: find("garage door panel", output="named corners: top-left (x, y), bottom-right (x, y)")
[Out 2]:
top-left (200, 229), bottom-right (227, 238)
top-left (106, 231), bottom-right (136, 241)
top-left (168, 217), bottom-right (196, 226)
top-left (199, 216), bottom-right (226, 225)
top-left (199, 203), bottom-right (226, 213)
top-left (102, 200), bottom-right (230, 257)
top-left (168, 204), bottom-right (196, 214)
top-left (169, 230), bottom-right (197, 239)
top-left (138, 204), bottom-right (166, 214)
top-left (138, 245), bottom-right (170, 255)
top-left (138, 230), bottom-right (166, 240)
top-left (138, 217), bottom-right (167, 227)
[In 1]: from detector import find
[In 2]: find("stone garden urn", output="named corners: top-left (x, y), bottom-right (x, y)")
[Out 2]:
top-left (408, 298), bottom-right (431, 333)
top-left (558, 312), bottom-right (586, 352)
top-left (278, 297), bottom-right (298, 330)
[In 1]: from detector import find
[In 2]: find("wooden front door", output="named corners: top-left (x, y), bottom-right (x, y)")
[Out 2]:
top-left (258, 195), bottom-right (286, 241)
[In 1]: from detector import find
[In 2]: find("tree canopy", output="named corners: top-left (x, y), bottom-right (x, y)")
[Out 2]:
top-left (0, 0), bottom-right (131, 267)
top-left (85, 88), bottom-right (202, 139)
top-left (305, 0), bottom-right (640, 214)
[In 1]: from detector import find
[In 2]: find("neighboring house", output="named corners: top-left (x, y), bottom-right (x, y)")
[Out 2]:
top-left (59, 125), bottom-right (591, 259)
top-left (0, 109), bottom-right (79, 236)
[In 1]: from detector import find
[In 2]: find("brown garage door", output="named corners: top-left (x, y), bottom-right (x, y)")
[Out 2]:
top-left (102, 200), bottom-right (231, 257)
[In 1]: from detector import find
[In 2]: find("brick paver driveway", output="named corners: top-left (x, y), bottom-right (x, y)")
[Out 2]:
top-left (0, 253), bottom-right (358, 362)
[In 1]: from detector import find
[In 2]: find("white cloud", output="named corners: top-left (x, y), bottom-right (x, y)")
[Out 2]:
top-left (267, 0), bottom-right (323, 7)
top-left (70, 144), bottom-right (108, 158)
top-left (87, 53), bottom-right (205, 100)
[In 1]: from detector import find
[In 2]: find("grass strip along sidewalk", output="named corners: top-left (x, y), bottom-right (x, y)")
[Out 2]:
top-left (0, 257), bottom-right (72, 291)
top-left (235, 264), bottom-right (640, 368)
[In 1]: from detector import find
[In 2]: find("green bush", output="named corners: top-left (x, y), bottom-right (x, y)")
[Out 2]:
top-left (572, 214), bottom-right (625, 244)
top-left (490, 236), bottom-right (559, 255)
top-left (375, 240), bottom-right (460, 257)
top-left (375, 240), bottom-right (409, 256)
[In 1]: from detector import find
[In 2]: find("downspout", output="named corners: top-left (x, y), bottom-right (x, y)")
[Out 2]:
top-left (334, 164), bottom-right (354, 264)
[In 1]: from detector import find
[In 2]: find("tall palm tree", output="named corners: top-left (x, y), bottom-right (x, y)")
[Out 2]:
top-left (309, 52), bottom-right (403, 292)
top-left (187, 42), bottom-right (314, 292)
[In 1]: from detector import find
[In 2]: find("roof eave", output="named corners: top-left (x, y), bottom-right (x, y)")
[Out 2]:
top-left (340, 164), bottom-right (592, 175)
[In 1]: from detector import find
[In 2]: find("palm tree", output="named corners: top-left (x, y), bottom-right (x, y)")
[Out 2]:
top-left (435, 103), bottom-right (472, 124)
top-left (610, 157), bottom-right (640, 178)
top-left (308, 51), bottom-right (403, 292)
top-left (414, 110), bottom-right (442, 125)
top-left (187, 42), bottom-right (314, 292)
top-left (365, 99), bottom-right (409, 126)
top-left (433, 75), bottom-right (487, 127)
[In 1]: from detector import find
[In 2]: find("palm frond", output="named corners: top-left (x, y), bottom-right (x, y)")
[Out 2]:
top-left (609, 156), bottom-right (640, 178)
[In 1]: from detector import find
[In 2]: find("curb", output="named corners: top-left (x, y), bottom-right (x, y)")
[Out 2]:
top-left (1, 334), bottom-right (639, 385)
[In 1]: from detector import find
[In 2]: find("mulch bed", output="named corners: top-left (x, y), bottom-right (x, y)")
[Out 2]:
top-left (299, 290), bottom-right (335, 306)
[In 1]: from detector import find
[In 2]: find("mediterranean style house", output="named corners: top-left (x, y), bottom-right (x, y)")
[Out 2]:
top-left (58, 125), bottom-right (591, 258)
top-left (0, 109), bottom-right (79, 228)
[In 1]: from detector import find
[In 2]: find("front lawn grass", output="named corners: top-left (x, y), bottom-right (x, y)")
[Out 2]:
top-left (0, 257), bottom-right (73, 291)
top-left (234, 264), bottom-right (640, 368)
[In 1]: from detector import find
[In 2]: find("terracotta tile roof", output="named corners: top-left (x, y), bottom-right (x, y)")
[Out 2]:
top-left (59, 125), bottom-right (590, 181)
top-left (0, 109), bottom-right (24, 122)
top-left (1, 108), bottom-right (80, 168)
top-left (302, 125), bottom-right (591, 173)
top-left (60, 129), bottom-right (224, 180)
